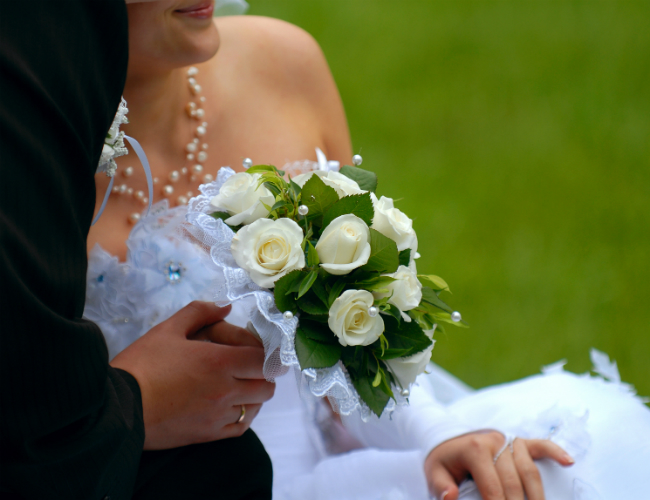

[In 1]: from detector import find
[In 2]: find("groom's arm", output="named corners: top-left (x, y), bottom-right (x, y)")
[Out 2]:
top-left (0, 2), bottom-right (145, 499)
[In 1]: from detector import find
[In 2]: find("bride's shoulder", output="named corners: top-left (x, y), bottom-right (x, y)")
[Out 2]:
top-left (213, 16), bottom-right (331, 94)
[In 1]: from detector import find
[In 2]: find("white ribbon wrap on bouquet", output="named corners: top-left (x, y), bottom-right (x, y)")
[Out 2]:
top-left (185, 164), bottom-right (409, 419)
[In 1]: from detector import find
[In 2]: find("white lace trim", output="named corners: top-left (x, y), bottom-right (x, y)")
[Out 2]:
top-left (185, 166), bottom-right (408, 419)
top-left (97, 98), bottom-right (129, 177)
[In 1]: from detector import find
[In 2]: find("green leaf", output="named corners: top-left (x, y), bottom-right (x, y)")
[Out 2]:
top-left (264, 182), bottom-right (281, 197)
top-left (297, 290), bottom-right (330, 316)
top-left (360, 229), bottom-right (399, 274)
top-left (300, 313), bottom-right (329, 324)
top-left (273, 270), bottom-right (302, 313)
top-left (354, 275), bottom-right (397, 291)
top-left (299, 319), bottom-right (337, 343)
top-left (398, 249), bottom-right (411, 267)
top-left (379, 334), bottom-right (389, 357)
top-left (380, 303), bottom-right (402, 323)
top-left (418, 275), bottom-right (450, 293)
top-left (295, 326), bottom-right (341, 369)
top-left (210, 211), bottom-right (232, 224)
top-left (372, 369), bottom-right (382, 387)
top-left (327, 279), bottom-right (347, 308)
top-left (297, 270), bottom-right (318, 299)
top-left (350, 373), bottom-right (390, 417)
top-left (310, 277), bottom-right (329, 307)
top-left (307, 241), bottom-right (320, 267)
top-left (321, 192), bottom-right (374, 229)
top-left (300, 174), bottom-right (339, 226)
top-left (421, 287), bottom-right (453, 313)
top-left (380, 315), bottom-right (432, 359)
top-left (245, 164), bottom-right (276, 175)
top-left (271, 200), bottom-right (292, 213)
top-left (339, 165), bottom-right (378, 192)
top-left (423, 309), bottom-right (469, 328)
top-left (289, 179), bottom-right (302, 196)
top-left (408, 308), bottom-right (436, 331)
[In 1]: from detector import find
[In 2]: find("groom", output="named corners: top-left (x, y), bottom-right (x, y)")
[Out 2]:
top-left (0, 1), bottom-right (273, 498)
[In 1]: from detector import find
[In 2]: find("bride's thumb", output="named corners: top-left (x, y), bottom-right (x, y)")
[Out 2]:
top-left (426, 465), bottom-right (459, 500)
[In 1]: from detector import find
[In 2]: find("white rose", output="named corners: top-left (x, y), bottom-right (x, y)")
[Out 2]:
top-left (316, 214), bottom-right (371, 275)
top-left (386, 328), bottom-right (435, 388)
top-left (293, 170), bottom-right (364, 198)
top-left (370, 193), bottom-right (418, 252)
top-left (328, 289), bottom-right (385, 347)
top-left (210, 172), bottom-right (274, 226)
top-left (231, 218), bottom-right (305, 288)
top-left (373, 265), bottom-right (422, 312)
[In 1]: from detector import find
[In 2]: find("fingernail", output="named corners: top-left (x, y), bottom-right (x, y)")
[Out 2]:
top-left (563, 453), bottom-right (575, 465)
top-left (441, 491), bottom-right (449, 500)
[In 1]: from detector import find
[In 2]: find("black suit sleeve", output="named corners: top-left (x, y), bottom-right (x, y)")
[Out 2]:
top-left (0, 2), bottom-right (145, 499)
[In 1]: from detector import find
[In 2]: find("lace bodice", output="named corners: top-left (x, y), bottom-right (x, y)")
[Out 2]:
top-left (84, 201), bottom-right (221, 359)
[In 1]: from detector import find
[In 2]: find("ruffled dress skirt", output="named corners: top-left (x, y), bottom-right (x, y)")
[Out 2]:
top-left (254, 357), bottom-right (650, 500)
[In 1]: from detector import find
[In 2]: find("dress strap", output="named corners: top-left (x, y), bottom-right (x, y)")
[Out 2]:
top-left (91, 135), bottom-right (153, 226)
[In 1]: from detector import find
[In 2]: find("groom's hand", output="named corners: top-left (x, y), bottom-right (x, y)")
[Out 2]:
top-left (110, 301), bottom-right (275, 450)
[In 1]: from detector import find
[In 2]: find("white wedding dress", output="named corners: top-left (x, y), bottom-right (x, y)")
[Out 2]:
top-left (85, 182), bottom-right (650, 500)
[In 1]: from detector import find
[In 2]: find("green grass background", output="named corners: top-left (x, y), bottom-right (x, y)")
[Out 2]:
top-left (247, 1), bottom-right (650, 396)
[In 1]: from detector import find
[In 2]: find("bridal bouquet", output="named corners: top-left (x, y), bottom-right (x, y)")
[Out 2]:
top-left (201, 157), bottom-right (466, 416)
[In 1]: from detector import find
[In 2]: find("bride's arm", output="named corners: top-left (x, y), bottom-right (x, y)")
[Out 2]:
top-left (341, 374), bottom-right (573, 500)
top-left (340, 377), bottom-right (475, 454)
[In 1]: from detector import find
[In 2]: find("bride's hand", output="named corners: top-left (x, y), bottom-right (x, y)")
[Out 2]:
top-left (424, 431), bottom-right (574, 500)
top-left (110, 301), bottom-right (275, 450)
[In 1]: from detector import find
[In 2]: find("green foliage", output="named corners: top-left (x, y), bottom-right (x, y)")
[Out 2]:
top-left (418, 275), bottom-right (450, 293)
top-left (295, 321), bottom-right (341, 369)
top-left (350, 371), bottom-right (390, 417)
top-left (321, 192), bottom-right (374, 229)
top-left (307, 241), bottom-right (320, 267)
top-left (297, 270), bottom-right (319, 298)
top-left (300, 174), bottom-right (339, 226)
top-left (353, 275), bottom-right (397, 292)
top-left (379, 303), bottom-right (402, 323)
top-left (339, 165), bottom-right (378, 192)
top-left (420, 287), bottom-right (453, 313)
top-left (379, 315), bottom-right (432, 360)
top-left (360, 229), bottom-right (400, 274)
top-left (245, 164), bottom-right (277, 175)
top-left (327, 279), bottom-right (347, 308)
top-left (209, 211), bottom-right (232, 223)
top-left (297, 290), bottom-right (330, 315)
top-left (398, 249), bottom-right (411, 267)
top-left (273, 270), bottom-right (302, 313)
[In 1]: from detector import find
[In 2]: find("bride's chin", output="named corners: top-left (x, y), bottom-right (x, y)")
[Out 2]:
top-left (169, 26), bottom-right (221, 68)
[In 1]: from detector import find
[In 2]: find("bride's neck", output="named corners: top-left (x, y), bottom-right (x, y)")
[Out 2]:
top-left (122, 68), bottom-right (189, 150)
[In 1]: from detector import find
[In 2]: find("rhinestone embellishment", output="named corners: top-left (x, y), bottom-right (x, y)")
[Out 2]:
top-left (165, 261), bottom-right (185, 284)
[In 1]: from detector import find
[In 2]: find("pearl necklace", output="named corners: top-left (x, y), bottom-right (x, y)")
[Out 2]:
top-left (111, 66), bottom-right (215, 224)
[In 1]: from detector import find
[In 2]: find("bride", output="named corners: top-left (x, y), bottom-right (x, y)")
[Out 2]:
top-left (88, 2), bottom-right (650, 499)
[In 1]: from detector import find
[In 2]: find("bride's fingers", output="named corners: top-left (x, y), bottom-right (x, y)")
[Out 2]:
top-left (523, 439), bottom-right (575, 466)
top-left (512, 439), bottom-right (545, 500)
top-left (426, 464), bottom-right (459, 500)
top-left (465, 454), bottom-right (506, 500)
top-left (494, 450), bottom-right (525, 500)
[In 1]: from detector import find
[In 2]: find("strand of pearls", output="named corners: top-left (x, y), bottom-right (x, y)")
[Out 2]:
top-left (111, 66), bottom-right (215, 224)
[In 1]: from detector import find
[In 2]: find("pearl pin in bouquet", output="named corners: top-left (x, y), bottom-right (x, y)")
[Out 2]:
top-left (187, 151), bottom-right (466, 417)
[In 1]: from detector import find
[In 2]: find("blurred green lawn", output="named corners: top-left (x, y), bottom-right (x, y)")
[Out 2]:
top-left (248, 1), bottom-right (650, 396)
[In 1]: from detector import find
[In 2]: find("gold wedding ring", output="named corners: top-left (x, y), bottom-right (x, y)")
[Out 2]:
top-left (236, 404), bottom-right (246, 424)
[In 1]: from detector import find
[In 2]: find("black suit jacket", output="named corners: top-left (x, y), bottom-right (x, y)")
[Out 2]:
top-left (0, 2), bottom-right (145, 498)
